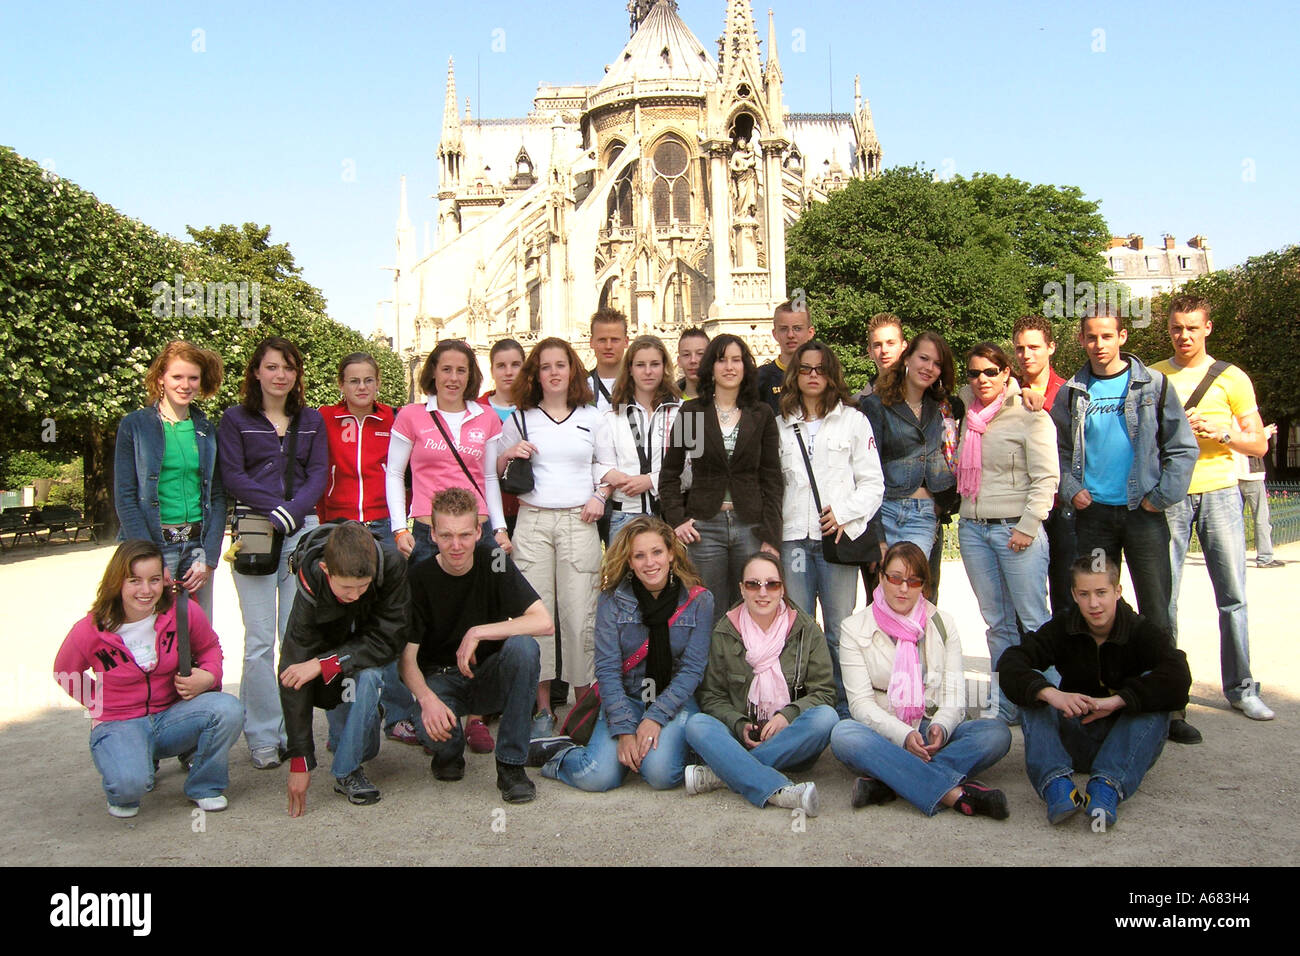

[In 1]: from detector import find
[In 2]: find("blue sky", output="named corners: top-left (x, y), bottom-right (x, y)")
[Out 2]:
top-left (3, 0), bottom-right (1297, 335)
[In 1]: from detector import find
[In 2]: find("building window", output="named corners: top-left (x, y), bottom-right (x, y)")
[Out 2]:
top-left (651, 136), bottom-right (692, 228)
top-left (1146, 256), bottom-right (1161, 272)
top-left (1178, 256), bottom-right (1191, 270)
top-left (606, 143), bottom-right (633, 229)
top-left (1111, 257), bottom-right (1126, 273)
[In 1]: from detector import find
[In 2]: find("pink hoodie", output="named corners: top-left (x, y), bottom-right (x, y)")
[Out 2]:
top-left (53, 602), bottom-right (225, 722)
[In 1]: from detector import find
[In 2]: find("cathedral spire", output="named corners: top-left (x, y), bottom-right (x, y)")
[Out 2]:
top-left (439, 57), bottom-right (462, 154)
top-left (764, 8), bottom-right (781, 83)
top-left (718, 0), bottom-right (762, 88)
top-left (628, 0), bottom-right (675, 36)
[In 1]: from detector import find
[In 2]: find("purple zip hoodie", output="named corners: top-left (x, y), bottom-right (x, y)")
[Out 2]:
top-left (217, 405), bottom-right (329, 534)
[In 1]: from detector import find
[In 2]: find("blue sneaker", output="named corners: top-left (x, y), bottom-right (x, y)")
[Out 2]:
top-left (1043, 776), bottom-right (1082, 825)
top-left (1085, 777), bottom-right (1120, 828)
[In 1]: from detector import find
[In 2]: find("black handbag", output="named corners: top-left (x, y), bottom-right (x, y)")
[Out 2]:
top-left (233, 413), bottom-right (300, 575)
top-left (793, 422), bottom-right (878, 567)
top-left (499, 410), bottom-right (536, 496)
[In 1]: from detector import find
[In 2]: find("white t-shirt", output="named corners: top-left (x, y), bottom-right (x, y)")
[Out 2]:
top-left (501, 406), bottom-right (604, 509)
top-left (118, 615), bottom-right (158, 671)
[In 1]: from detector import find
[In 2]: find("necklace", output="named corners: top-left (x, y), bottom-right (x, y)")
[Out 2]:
top-left (905, 399), bottom-right (923, 417)
top-left (716, 404), bottom-right (738, 425)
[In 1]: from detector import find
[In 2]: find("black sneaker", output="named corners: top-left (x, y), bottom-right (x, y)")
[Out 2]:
top-left (431, 754), bottom-right (466, 781)
top-left (850, 775), bottom-right (897, 808)
top-left (333, 768), bottom-right (381, 805)
top-left (527, 735), bottom-right (576, 768)
top-left (496, 761), bottom-right (537, 804)
top-left (177, 749), bottom-right (195, 772)
top-left (953, 781), bottom-right (1008, 820)
top-left (1167, 718), bottom-right (1203, 745)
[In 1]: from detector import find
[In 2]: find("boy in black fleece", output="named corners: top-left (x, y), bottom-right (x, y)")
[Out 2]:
top-left (278, 521), bottom-right (408, 815)
top-left (997, 555), bottom-right (1190, 829)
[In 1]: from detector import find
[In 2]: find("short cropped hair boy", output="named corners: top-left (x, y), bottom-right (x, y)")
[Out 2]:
top-left (997, 555), bottom-right (1191, 829)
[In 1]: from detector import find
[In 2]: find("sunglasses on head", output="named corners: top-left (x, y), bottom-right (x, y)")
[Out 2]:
top-left (883, 571), bottom-right (924, 588)
top-left (742, 578), bottom-right (783, 593)
top-left (966, 367), bottom-right (1002, 379)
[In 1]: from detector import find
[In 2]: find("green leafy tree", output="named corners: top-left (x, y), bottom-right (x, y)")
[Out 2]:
top-left (786, 165), bottom-right (1109, 389)
top-left (0, 146), bottom-right (404, 531)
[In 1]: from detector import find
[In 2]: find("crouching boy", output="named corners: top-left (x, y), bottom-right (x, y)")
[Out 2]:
top-left (279, 521), bottom-right (409, 815)
top-left (996, 555), bottom-right (1191, 829)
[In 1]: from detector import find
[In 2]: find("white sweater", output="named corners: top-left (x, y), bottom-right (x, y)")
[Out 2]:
top-left (838, 602), bottom-right (966, 747)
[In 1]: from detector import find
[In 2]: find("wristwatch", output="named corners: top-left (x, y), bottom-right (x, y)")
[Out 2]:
top-left (1219, 430), bottom-right (1232, 445)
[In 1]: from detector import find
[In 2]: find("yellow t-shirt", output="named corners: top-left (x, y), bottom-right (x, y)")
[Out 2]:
top-left (1152, 358), bottom-right (1257, 494)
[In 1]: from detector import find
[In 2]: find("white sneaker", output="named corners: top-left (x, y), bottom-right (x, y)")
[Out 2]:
top-left (768, 781), bottom-right (819, 817)
top-left (251, 747), bottom-right (282, 769)
top-left (1232, 696), bottom-right (1275, 721)
top-left (107, 802), bottom-right (138, 819)
top-left (193, 795), bottom-right (229, 812)
top-left (684, 764), bottom-right (726, 796)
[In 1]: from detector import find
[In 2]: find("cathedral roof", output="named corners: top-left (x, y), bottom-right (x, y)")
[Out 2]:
top-left (593, 0), bottom-right (718, 98)
top-left (786, 113), bottom-right (863, 176)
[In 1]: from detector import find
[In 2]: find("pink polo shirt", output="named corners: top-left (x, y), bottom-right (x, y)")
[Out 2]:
top-left (390, 401), bottom-right (502, 518)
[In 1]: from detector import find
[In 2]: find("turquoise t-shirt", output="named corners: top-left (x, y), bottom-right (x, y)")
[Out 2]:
top-left (1083, 366), bottom-right (1132, 506)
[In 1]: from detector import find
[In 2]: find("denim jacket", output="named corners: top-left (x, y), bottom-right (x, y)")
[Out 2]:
top-left (114, 404), bottom-right (225, 563)
top-left (594, 580), bottom-right (714, 736)
top-left (860, 393), bottom-right (960, 499)
top-left (1050, 353), bottom-right (1198, 511)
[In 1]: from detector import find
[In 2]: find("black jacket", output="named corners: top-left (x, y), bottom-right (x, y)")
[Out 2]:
top-left (757, 360), bottom-right (786, 415)
top-left (659, 400), bottom-right (783, 548)
top-left (997, 599), bottom-right (1190, 714)
top-left (279, 524), bottom-right (410, 770)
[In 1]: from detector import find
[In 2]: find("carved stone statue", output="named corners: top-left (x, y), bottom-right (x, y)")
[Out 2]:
top-left (729, 135), bottom-right (758, 220)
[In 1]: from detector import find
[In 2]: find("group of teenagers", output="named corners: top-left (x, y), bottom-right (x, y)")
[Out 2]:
top-left (55, 290), bottom-right (1277, 829)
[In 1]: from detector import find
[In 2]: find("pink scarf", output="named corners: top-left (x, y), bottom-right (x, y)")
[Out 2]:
top-left (956, 393), bottom-right (1003, 499)
top-left (728, 602), bottom-right (795, 721)
top-left (870, 584), bottom-right (928, 725)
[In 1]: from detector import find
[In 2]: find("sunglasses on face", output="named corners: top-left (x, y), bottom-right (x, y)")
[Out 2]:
top-left (883, 571), bottom-right (924, 588)
top-left (797, 364), bottom-right (827, 377)
top-left (966, 367), bottom-right (1002, 379)
top-left (742, 579), bottom-right (784, 593)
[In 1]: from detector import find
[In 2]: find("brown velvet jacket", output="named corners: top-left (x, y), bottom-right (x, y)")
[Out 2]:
top-left (659, 399), bottom-right (783, 548)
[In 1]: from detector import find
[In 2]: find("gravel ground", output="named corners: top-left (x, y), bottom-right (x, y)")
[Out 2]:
top-left (2, 537), bottom-right (1295, 866)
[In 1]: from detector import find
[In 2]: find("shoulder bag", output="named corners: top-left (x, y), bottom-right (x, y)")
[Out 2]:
top-left (499, 410), bottom-right (536, 496)
top-left (793, 422), bottom-right (878, 567)
top-left (232, 413), bottom-right (300, 575)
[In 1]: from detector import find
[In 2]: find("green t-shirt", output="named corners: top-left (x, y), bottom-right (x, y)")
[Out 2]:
top-left (159, 419), bottom-right (203, 524)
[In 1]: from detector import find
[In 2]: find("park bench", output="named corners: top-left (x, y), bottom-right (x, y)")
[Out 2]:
top-left (0, 509), bottom-right (48, 550)
top-left (35, 505), bottom-right (99, 544)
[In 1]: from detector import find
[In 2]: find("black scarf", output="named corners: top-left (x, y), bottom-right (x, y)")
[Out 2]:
top-left (631, 575), bottom-right (680, 698)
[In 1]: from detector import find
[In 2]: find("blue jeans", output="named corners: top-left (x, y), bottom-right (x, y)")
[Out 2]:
top-left (322, 667), bottom-right (383, 778)
top-left (230, 516), bottom-right (318, 753)
top-left (688, 511), bottom-right (761, 625)
top-left (879, 497), bottom-right (937, 555)
top-left (1020, 704), bottom-right (1168, 802)
top-left (830, 717), bottom-right (1011, 816)
top-left (1238, 480), bottom-right (1274, 563)
top-left (1167, 487), bottom-right (1255, 702)
top-left (88, 692), bottom-right (243, 807)
top-left (161, 538), bottom-right (215, 622)
top-left (543, 697), bottom-right (698, 791)
top-left (685, 705), bottom-right (839, 807)
top-left (412, 636), bottom-right (540, 767)
top-left (782, 539), bottom-right (858, 718)
top-left (609, 508), bottom-right (652, 543)
top-left (958, 518), bottom-right (1051, 723)
top-left (1074, 503), bottom-right (1171, 633)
